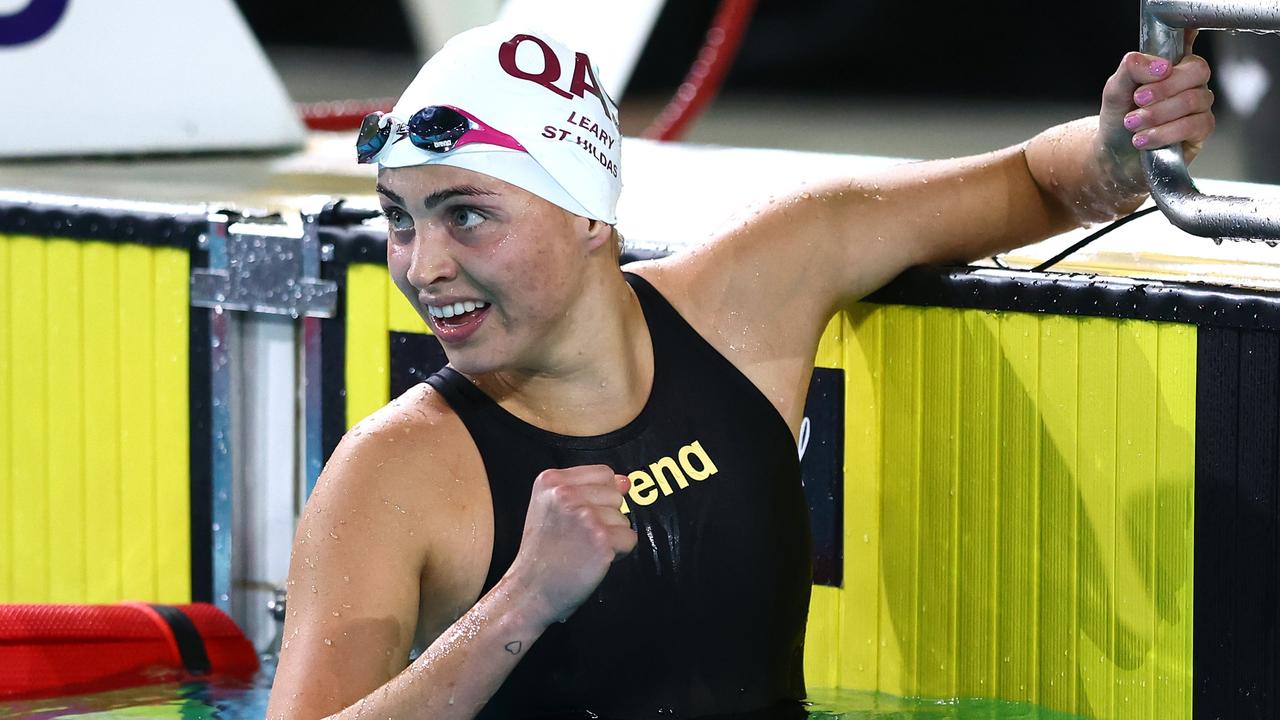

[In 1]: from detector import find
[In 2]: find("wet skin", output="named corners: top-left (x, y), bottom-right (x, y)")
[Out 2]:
top-left (378, 164), bottom-right (655, 435)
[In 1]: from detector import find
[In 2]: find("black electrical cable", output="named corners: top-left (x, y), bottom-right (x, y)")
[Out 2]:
top-left (1029, 206), bottom-right (1161, 273)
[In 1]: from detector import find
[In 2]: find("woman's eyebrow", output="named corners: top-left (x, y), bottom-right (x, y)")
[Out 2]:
top-left (375, 184), bottom-right (405, 206)
top-left (421, 185), bottom-right (498, 210)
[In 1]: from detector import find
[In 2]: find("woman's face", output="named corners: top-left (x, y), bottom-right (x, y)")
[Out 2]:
top-left (378, 164), bottom-right (593, 376)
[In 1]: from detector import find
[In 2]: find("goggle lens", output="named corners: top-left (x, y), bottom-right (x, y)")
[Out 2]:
top-left (356, 112), bottom-right (391, 164)
top-left (406, 106), bottom-right (471, 152)
top-left (357, 106), bottom-right (524, 164)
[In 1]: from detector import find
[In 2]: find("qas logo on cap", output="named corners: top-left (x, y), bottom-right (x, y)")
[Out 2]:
top-left (498, 33), bottom-right (619, 127)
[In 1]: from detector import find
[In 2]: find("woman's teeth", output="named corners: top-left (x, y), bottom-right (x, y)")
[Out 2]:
top-left (428, 300), bottom-right (488, 318)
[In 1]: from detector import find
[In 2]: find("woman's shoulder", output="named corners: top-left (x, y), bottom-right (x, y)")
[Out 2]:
top-left (302, 381), bottom-right (485, 537)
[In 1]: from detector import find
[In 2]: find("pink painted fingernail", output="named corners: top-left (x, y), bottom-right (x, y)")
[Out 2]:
top-left (1150, 59), bottom-right (1169, 76)
top-left (1133, 134), bottom-right (1149, 148)
top-left (1123, 113), bottom-right (1143, 130)
top-left (1135, 88), bottom-right (1154, 106)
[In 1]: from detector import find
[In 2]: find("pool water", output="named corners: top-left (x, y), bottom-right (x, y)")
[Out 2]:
top-left (0, 682), bottom-right (1085, 719)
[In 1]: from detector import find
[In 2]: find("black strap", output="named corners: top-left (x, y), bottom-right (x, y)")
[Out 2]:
top-left (1029, 206), bottom-right (1161, 273)
top-left (148, 604), bottom-right (212, 676)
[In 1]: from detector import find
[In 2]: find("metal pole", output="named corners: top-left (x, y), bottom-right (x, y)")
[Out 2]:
top-left (204, 215), bottom-right (236, 614)
top-left (1140, 0), bottom-right (1280, 240)
top-left (300, 210), bottom-right (327, 499)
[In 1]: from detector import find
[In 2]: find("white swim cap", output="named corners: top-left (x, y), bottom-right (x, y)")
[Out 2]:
top-left (377, 23), bottom-right (622, 225)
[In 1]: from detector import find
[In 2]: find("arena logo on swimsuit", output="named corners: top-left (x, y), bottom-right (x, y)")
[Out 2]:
top-left (619, 441), bottom-right (718, 515)
top-left (497, 33), bottom-right (620, 126)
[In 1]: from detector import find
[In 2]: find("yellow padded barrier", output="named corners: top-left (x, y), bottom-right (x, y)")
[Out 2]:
top-left (346, 263), bottom-right (392, 427)
top-left (388, 278), bottom-right (425, 335)
top-left (345, 265), bottom-right (436, 430)
top-left (0, 234), bottom-right (190, 604)
top-left (47, 239), bottom-right (85, 602)
top-left (820, 304), bottom-right (1195, 720)
top-left (84, 241), bottom-right (123, 602)
top-left (0, 233), bottom-right (13, 599)
top-left (154, 247), bottom-right (191, 602)
top-left (9, 235), bottom-right (49, 600)
top-left (118, 243), bottom-right (158, 601)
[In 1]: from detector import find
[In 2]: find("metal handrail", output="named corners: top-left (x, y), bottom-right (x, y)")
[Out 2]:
top-left (1140, 0), bottom-right (1280, 240)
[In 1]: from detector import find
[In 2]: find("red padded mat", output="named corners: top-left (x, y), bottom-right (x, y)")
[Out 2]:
top-left (0, 603), bottom-right (258, 700)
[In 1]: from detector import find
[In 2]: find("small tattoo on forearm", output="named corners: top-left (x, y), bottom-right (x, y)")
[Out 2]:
top-left (504, 641), bottom-right (523, 655)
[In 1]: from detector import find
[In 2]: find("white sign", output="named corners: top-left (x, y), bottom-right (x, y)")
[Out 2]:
top-left (0, 0), bottom-right (303, 158)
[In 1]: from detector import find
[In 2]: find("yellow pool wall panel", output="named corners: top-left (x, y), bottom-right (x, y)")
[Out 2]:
top-left (47, 239), bottom-right (86, 602)
top-left (0, 231), bottom-right (8, 599)
top-left (0, 233), bottom-right (191, 604)
top-left (345, 263), bottom-right (392, 428)
top-left (154, 246), bottom-right (192, 602)
top-left (345, 265), bottom-right (432, 431)
top-left (8, 235), bottom-right (46, 601)
top-left (816, 304), bottom-right (1195, 720)
top-left (84, 241), bottom-right (124, 603)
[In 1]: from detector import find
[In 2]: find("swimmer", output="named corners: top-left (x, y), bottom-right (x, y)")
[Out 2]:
top-left (267, 23), bottom-right (1215, 720)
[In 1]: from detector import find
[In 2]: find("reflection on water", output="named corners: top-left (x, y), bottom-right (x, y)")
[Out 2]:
top-left (0, 680), bottom-right (269, 720)
top-left (0, 682), bottom-right (1085, 720)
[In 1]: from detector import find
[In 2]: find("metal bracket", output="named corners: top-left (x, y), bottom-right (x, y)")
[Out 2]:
top-left (1141, 0), bottom-right (1280, 240)
top-left (191, 213), bottom-right (338, 318)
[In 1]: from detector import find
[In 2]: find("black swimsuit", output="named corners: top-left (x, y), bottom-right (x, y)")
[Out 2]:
top-left (426, 272), bottom-right (812, 719)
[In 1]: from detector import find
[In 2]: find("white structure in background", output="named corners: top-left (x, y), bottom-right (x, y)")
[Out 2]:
top-left (399, 0), bottom-right (505, 60)
top-left (1219, 55), bottom-right (1272, 117)
top-left (0, 0), bottom-right (303, 158)
top-left (233, 316), bottom-right (300, 653)
top-left (402, 0), bottom-right (667, 97)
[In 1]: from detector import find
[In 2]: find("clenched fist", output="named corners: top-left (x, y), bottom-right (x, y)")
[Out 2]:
top-left (505, 465), bottom-right (638, 626)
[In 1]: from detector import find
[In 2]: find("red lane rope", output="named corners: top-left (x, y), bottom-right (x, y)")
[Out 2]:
top-left (641, 0), bottom-right (759, 142)
top-left (300, 97), bottom-right (394, 132)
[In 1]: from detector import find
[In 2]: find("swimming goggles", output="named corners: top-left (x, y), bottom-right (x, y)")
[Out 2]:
top-left (356, 105), bottom-right (527, 164)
